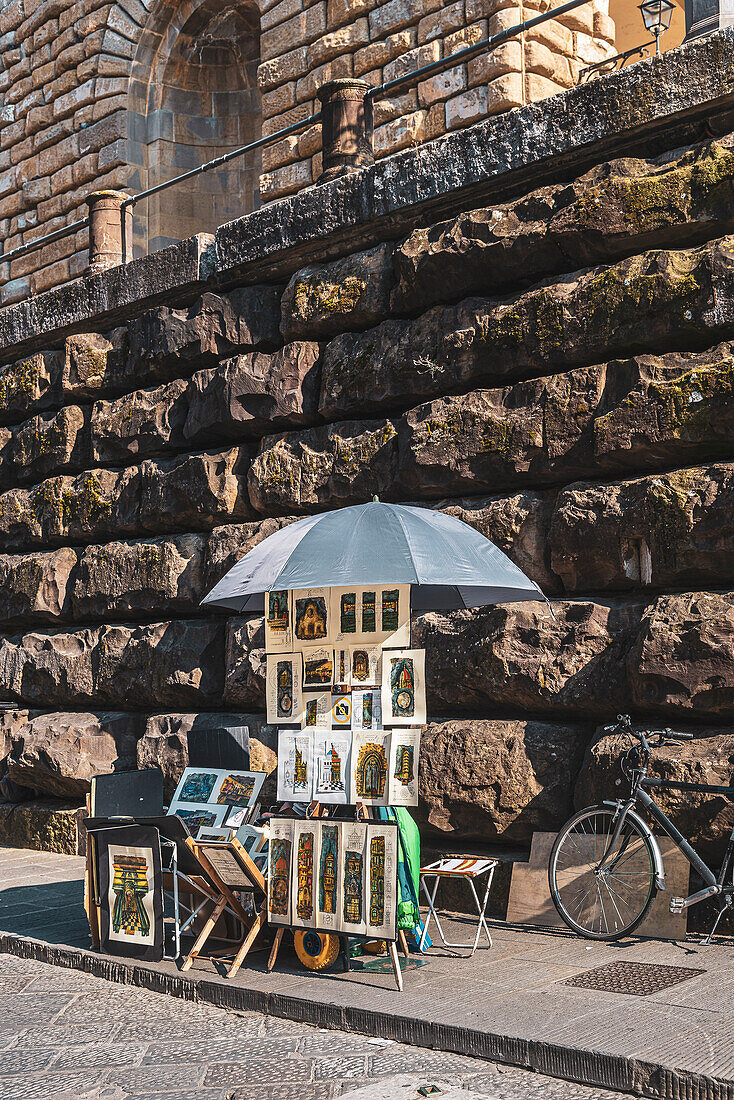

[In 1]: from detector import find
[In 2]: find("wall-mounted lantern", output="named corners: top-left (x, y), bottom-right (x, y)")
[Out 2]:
top-left (638, 0), bottom-right (676, 52)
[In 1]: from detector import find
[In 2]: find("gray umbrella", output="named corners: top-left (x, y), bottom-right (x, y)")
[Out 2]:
top-left (201, 501), bottom-right (546, 613)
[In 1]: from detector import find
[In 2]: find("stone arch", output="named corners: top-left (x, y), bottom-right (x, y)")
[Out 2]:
top-left (127, 0), bottom-right (262, 257)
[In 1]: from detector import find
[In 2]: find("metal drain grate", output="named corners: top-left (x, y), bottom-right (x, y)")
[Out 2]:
top-left (563, 960), bottom-right (705, 996)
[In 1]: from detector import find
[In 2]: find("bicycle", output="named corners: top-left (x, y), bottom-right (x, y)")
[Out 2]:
top-left (548, 714), bottom-right (734, 942)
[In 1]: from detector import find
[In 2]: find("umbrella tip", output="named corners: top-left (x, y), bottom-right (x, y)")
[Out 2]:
top-left (372, 494), bottom-right (380, 502)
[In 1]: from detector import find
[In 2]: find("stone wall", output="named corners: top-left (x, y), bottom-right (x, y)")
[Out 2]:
top-left (1, 38), bottom-right (734, 867)
top-left (0, 0), bottom-right (615, 305)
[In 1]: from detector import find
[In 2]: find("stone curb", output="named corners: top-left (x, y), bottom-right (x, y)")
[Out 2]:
top-left (2, 931), bottom-right (733, 1100)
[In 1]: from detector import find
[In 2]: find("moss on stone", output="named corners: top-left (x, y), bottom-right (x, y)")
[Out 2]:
top-left (294, 275), bottom-right (366, 320)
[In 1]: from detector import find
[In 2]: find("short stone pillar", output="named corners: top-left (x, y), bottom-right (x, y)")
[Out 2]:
top-left (85, 191), bottom-right (131, 274)
top-left (684, 0), bottom-right (734, 38)
top-left (317, 79), bottom-right (374, 183)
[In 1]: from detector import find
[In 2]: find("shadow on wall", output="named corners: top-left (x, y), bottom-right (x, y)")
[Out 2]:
top-left (127, 0), bottom-right (262, 259)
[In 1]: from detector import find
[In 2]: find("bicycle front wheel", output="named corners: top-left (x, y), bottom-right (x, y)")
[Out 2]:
top-left (549, 805), bottom-right (657, 940)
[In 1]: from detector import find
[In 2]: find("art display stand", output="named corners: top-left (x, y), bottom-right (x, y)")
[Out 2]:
top-left (181, 836), bottom-right (267, 977)
top-left (265, 801), bottom-right (406, 992)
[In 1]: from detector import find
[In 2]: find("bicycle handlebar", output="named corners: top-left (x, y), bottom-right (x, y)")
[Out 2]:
top-left (604, 714), bottom-right (695, 747)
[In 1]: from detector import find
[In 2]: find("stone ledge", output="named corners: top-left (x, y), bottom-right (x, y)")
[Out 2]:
top-left (3, 32), bottom-right (734, 362)
top-left (214, 29), bottom-right (734, 283)
top-left (0, 237), bottom-right (211, 366)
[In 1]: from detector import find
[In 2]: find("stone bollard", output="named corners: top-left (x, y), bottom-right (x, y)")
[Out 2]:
top-left (317, 79), bottom-right (374, 183)
top-left (85, 191), bottom-right (132, 274)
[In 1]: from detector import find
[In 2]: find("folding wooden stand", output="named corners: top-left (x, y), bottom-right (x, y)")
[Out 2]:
top-left (181, 836), bottom-right (267, 977)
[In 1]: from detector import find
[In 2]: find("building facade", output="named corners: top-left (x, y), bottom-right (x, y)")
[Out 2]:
top-left (0, 0), bottom-right (689, 305)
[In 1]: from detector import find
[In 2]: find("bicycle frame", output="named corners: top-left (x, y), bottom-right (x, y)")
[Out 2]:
top-left (600, 777), bottom-right (734, 907)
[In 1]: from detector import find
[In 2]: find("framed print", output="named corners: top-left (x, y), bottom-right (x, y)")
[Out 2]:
top-left (302, 645), bottom-right (334, 689)
top-left (268, 817), bottom-right (295, 926)
top-left (365, 822), bottom-right (398, 940)
top-left (317, 822), bottom-right (340, 931)
top-left (351, 689), bottom-right (382, 730)
top-left (266, 654), bottom-right (304, 725)
top-left (388, 728), bottom-right (420, 807)
top-left (333, 646), bottom-right (351, 687)
top-left (265, 589), bottom-right (293, 653)
top-left (212, 770), bottom-right (265, 809)
top-left (291, 819), bottom-right (319, 930)
top-left (379, 585), bottom-right (411, 647)
top-left (349, 644), bottom-right (381, 686)
top-left (331, 692), bottom-right (352, 728)
top-left (197, 826), bottom-right (233, 842)
top-left (340, 821), bottom-right (368, 937)
top-left (303, 690), bottom-right (330, 729)
top-left (170, 768), bottom-right (219, 805)
top-left (277, 730), bottom-right (313, 802)
top-left (381, 649), bottom-right (426, 726)
top-left (97, 824), bottom-right (164, 961)
top-left (170, 803), bottom-right (228, 835)
top-left (293, 588), bottom-right (331, 647)
top-left (313, 732), bottom-right (351, 804)
top-left (351, 732), bottom-right (389, 806)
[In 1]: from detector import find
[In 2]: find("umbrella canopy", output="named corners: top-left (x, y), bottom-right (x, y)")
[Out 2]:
top-left (202, 501), bottom-right (546, 613)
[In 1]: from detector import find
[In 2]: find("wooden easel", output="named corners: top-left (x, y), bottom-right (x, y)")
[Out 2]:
top-left (181, 836), bottom-right (267, 977)
top-left (266, 803), bottom-right (406, 992)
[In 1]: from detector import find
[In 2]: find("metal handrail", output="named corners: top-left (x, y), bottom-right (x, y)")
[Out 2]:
top-left (370, 0), bottom-right (595, 99)
top-left (121, 110), bottom-right (321, 209)
top-left (0, 111), bottom-right (321, 267)
top-left (1, 216), bottom-right (90, 267)
top-left (2, 0), bottom-right (598, 274)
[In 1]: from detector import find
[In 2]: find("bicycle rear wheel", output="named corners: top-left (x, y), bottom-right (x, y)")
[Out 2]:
top-left (549, 805), bottom-right (657, 940)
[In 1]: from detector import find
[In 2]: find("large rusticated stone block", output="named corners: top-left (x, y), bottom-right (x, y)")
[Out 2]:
top-left (417, 719), bottom-right (592, 843)
top-left (126, 287), bottom-right (282, 383)
top-left (183, 342), bottom-right (322, 443)
top-left (0, 351), bottom-right (61, 425)
top-left (435, 492), bottom-right (559, 595)
top-left (0, 627), bottom-right (100, 707)
top-left (6, 406), bottom-right (89, 485)
top-left (0, 620), bottom-right (225, 709)
top-left (576, 724), bottom-right (734, 860)
top-left (138, 712), bottom-right (277, 802)
top-left (0, 803), bottom-right (86, 857)
top-left (5, 711), bottom-right (145, 799)
top-left (95, 620), bottom-right (225, 709)
top-left (320, 235), bottom-right (734, 419)
top-left (0, 708), bottom-right (32, 768)
top-left (415, 601), bottom-right (642, 717)
top-left (281, 243), bottom-right (395, 340)
top-left (90, 378), bottom-right (190, 464)
top-left (0, 548), bottom-right (77, 623)
top-left (0, 468), bottom-right (142, 549)
top-left (398, 345), bottom-right (734, 499)
top-left (550, 464), bottom-right (734, 594)
top-left (205, 516), bottom-right (298, 590)
top-left (392, 138), bottom-right (734, 313)
top-left (248, 420), bottom-right (399, 514)
top-left (223, 616), bottom-right (265, 709)
top-left (62, 329), bottom-right (128, 399)
top-left (71, 535), bottom-right (205, 619)
top-left (630, 592), bottom-right (734, 718)
top-left (140, 449), bottom-right (253, 532)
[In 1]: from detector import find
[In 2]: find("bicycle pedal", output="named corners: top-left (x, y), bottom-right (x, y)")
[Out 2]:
top-left (669, 897), bottom-right (685, 914)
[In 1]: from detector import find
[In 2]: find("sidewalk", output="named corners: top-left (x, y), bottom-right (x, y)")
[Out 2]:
top-left (1, 846), bottom-right (733, 1100)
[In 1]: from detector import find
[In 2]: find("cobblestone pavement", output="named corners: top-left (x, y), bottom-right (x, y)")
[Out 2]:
top-left (0, 954), bottom-right (629, 1100)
